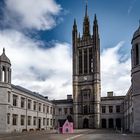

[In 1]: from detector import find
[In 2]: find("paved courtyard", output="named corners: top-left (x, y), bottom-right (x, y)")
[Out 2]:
top-left (0, 129), bottom-right (140, 140)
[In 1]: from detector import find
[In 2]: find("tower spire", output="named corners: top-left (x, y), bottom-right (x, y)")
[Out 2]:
top-left (83, 0), bottom-right (90, 37)
top-left (85, 0), bottom-right (88, 17)
top-left (3, 48), bottom-right (5, 54)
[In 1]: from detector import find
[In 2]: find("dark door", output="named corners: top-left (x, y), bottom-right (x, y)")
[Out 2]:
top-left (109, 118), bottom-right (114, 128)
top-left (38, 118), bottom-right (41, 129)
top-left (116, 118), bottom-right (121, 129)
top-left (83, 118), bottom-right (89, 128)
top-left (102, 119), bottom-right (106, 128)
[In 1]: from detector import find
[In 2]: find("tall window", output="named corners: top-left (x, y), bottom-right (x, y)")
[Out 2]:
top-left (43, 104), bottom-right (45, 113)
top-left (53, 108), bottom-right (55, 115)
top-left (50, 119), bottom-right (52, 126)
top-left (79, 49), bottom-right (83, 74)
top-left (84, 48), bottom-right (88, 73)
top-left (33, 117), bottom-right (36, 125)
top-left (135, 44), bottom-right (139, 65)
top-left (28, 99), bottom-right (31, 109)
top-left (50, 107), bottom-right (52, 114)
top-left (13, 114), bottom-right (18, 125)
top-left (116, 105), bottom-right (120, 113)
top-left (13, 95), bottom-right (18, 106)
top-left (33, 101), bottom-right (37, 110)
top-left (28, 116), bottom-right (31, 125)
top-left (47, 118), bottom-right (49, 125)
top-left (47, 106), bottom-right (49, 113)
top-left (70, 108), bottom-right (73, 114)
top-left (102, 106), bottom-right (106, 113)
top-left (38, 103), bottom-right (41, 111)
top-left (59, 108), bottom-right (62, 115)
top-left (64, 108), bottom-right (68, 115)
top-left (109, 106), bottom-right (113, 113)
top-left (82, 89), bottom-right (90, 101)
top-left (7, 113), bottom-right (10, 124)
top-left (43, 118), bottom-right (46, 126)
top-left (8, 92), bottom-right (10, 102)
top-left (21, 115), bottom-right (25, 126)
top-left (89, 48), bottom-right (93, 73)
top-left (21, 97), bottom-right (25, 108)
top-left (83, 105), bottom-right (89, 114)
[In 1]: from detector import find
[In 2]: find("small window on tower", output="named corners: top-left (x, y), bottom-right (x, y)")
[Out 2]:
top-left (89, 48), bottom-right (93, 73)
top-left (135, 44), bottom-right (139, 65)
top-left (79, 49), bottom-right (83, 74)
top-left (84, 49), bottom-right (88, 73)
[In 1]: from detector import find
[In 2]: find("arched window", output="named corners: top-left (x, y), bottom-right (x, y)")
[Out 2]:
top-left (83, 105), bottom-right (89, 115)
top-left (2, 66), bottom-right (6, 82)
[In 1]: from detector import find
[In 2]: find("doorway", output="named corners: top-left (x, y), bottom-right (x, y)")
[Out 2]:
top-left (83, 118), bottom-right (89, 128)
top-left (116, 118), bottom-right (121, 129)
top-left (108, 118), bottom-right (114, 128)
top-left (101, 119), bottom-right (106, 128)
top-left (38, 118), bottom-right (41, 129)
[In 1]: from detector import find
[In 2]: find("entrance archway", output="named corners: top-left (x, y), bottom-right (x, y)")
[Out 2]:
top-left (101, 119), bottom-right (106, 128)
top-left (83, 118), bottom-right (89, 128)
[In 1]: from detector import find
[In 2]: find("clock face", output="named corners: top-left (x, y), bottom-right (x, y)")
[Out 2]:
top-left (83, 76), bottom-right (87, 81)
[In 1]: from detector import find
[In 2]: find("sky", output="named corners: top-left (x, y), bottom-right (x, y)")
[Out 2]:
top-left (0, 0), bottom-right (139, 99)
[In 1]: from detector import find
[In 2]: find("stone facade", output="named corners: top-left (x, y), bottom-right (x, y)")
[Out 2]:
top-left (101, 92), bottom-right (124, 129)
top-left (0, 49), bottom-right (55, 133)
top-left (130, 24), bottom-right (140, 133)
top-left (72, 4), bottom-right (101, 129)
top-left (0, 4), bottom-right (140, 134)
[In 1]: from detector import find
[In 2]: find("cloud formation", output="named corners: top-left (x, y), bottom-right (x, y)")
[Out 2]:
top-left (0, 29), bottom-right (72, 99)
top-left (0, 0), bottom-right (131, 99)
top-left (0, 31), bottom-right (131, 99)
top-left (5, 0), bottom-right (62, 30)
top-left (101, 41), bottom-right (131, 96)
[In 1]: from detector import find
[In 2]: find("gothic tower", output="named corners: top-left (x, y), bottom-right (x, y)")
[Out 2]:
top-left (72, 3), bottom-right (101, 129)
top-left (131, 22), bottom-right (140, 133)
top-left (0, 48), bottom-right (12, 132)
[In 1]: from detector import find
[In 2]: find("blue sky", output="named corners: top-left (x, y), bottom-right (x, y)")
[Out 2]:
top-left (41, 0), bottom-right (139, 50)
top-left (0, 0), bottom-right (139, 99)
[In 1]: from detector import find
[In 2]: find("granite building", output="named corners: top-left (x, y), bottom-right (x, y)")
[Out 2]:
top-left (0, 49), bottom-right (55, 133)
top-left (0, 3), bottom-right (140, 134)
top-left (72, 4), bottom-right (101, 129)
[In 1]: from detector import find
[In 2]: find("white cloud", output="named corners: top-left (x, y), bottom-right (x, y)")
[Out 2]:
top-left (0, 29), bottom-right (72, 99)
top-left (5, 0), bottom-right (62, 30)
top-left (0, 0), bottom-right (131, 99)
top-left (0, 30), bottom-right (131, 99)
top-left (101, 41), bottom-right (131, 96)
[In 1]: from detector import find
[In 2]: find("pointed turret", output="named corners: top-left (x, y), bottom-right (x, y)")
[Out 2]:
top-left (85, 2), bottom-right (88, 17)
top-left (0, 48), bottom-right (11, 83)
top-left (72, 19), bottom-right (78, 49)
top-left (83, 1), bottom-right (90, 38)
top-left (0, 48), bottom-right (11, 64)
top-left (72, 19), bottom-right (78, 76)
top-left (93, 14), bottom-right (99, 39)
top-left (73, 19), bottom-right (77, 31)
top-left (93, 14), bottom-right (100, 74)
